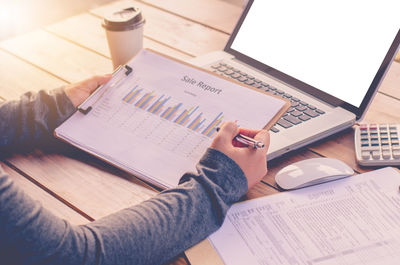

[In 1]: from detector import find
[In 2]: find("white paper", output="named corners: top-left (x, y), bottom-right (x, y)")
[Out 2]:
top-left (55, 50), bottom-right (286, 188)
top-left (210, 167), bottom-right (400, 265)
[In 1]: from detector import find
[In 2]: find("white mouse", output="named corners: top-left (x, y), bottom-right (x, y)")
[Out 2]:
top-left (275, 158), bottom-right (354, 190)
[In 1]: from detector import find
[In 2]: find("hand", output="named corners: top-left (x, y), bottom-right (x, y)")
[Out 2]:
top-left (64, 74), bottom-right (112, 107)
top-left (211, 121), bottom-right (270, 189)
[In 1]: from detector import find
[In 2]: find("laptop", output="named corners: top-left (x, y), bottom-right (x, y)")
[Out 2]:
top-left (190, 0), bottom-right (400, 160)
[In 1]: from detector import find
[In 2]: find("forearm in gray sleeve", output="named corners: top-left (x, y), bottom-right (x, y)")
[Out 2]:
top-left (0, 148), bottom-right (247, 265)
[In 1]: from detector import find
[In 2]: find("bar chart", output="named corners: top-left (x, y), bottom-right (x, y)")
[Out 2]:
top-left (121, 85), bottom-right (224, 138)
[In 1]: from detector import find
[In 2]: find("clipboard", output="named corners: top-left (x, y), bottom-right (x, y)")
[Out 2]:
top-left (55, 49), bottom-right (290, 189)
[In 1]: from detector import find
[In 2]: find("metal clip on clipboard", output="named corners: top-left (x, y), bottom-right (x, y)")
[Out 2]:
top-left (78, 65), bottom-right (133, 115)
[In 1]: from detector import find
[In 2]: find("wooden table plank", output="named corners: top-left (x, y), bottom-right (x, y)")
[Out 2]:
top-left (246, 181), bottom-right (279, 199)
top-left (7, 151), bottom-right (157, 220)
top-left (0, 49), bottom-right (66, 100)
top-left (90, 0), bottom-right (229, 56)
top-left (0, 30), bottom-right (113, 83)
top-left (45, 12), bottom-right (191, 61)
top-left (1, 162), bottom-right (88, 225)
top-left (139, 0), bottom-right (243, 34)
top-left (46, 13), bottom-right (110, 58)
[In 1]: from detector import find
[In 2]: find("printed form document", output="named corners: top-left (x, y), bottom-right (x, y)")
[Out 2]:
top-left (205, 167), bottom-right (400, 265)
top-left (55, 50), bottom-right (288, 188)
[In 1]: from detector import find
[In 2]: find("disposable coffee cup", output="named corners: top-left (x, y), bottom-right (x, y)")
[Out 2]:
top-left (102, 7), bottom-right (145, 69)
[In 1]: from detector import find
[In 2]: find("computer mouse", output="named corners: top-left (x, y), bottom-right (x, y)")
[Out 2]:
top-left (275, 158), bottom-right (354, 190)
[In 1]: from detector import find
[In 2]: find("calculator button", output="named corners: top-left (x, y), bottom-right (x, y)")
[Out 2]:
top-left (393, 150), bottom-right (400, 159)
top-left (372, 151), bottom-right (381, 159)
top-left (362, 146), bottom-right (379, 152)
top-left (361, 142), bottom-right (369, 147)
top-left (381, 139), bottom-right (389, 145)
top-left (360, 124), bottom-right (368, 130)
top-left (379, 124), bottom-right (388, 130)
top-left (382, 151), bottom-right (391, 159)
top-left (382, 146), bottom-right (390, 151)
top-left (370, 140), bottom-right (379, 146)
top-left (361, 151), bottom-right (371, 159)
top-left (389, 124), bottom-right (397, 130)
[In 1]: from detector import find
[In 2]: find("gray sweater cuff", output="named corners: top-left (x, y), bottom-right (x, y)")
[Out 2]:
top-left (181, 147), bottom-right (248, 203)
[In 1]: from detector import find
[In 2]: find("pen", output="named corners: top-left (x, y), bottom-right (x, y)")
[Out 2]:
top-left (216, 127), bottom-right (264, 149)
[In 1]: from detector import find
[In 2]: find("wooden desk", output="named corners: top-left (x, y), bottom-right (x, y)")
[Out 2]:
top-left (0, 1), bottom-right (399, 264)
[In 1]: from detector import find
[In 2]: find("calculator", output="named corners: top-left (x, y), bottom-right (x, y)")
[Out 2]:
top-left (355, 123), bottom-right (400, 166)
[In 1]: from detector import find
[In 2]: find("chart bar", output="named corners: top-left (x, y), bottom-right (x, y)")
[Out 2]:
top-left (180, 106), bottom-right (199, 125)
top-left (135, 91), bottom-right (154, 108)
top-left (148, 95), bottom-right (164, 113)
top-left (153, 97), bottom-right (170, 114)
top-left (174, 109), bottom-right (189, 123)
top-left (161, 106), bottom-right (172, 118)
top-left (188, 112), bottom-right (203, 129)
top-left (165, 103), bottom-right (183, 120)
top-left (202, 112), bottom-right (223, 135)
top-left (122, 85), bottom-right (138, 102)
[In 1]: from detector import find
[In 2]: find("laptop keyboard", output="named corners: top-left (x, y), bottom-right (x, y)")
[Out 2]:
top-left (211, 62), bottom-right (325, 133)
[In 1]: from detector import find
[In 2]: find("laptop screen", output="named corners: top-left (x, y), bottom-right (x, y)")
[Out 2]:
top-left (226, 0), bottom-right (400, 118)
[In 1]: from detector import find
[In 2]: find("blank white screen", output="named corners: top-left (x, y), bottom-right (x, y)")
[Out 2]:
top-left (232, 0), bottom-right (399, 107)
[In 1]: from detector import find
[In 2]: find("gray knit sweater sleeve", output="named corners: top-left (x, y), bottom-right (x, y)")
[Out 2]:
top-left (0, 89), bottom-right (248, 265)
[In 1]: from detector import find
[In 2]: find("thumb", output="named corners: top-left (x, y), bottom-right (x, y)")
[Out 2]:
top-left (88, 74), bottom-right (112, 92)
top-left (211, 121), bottom-right (239, 149)
top-left (97, 74), bottom-right (112, 85)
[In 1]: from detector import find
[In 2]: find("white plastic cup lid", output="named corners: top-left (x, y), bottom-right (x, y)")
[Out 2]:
top-left (102, 7), bottom-right (145, 31)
